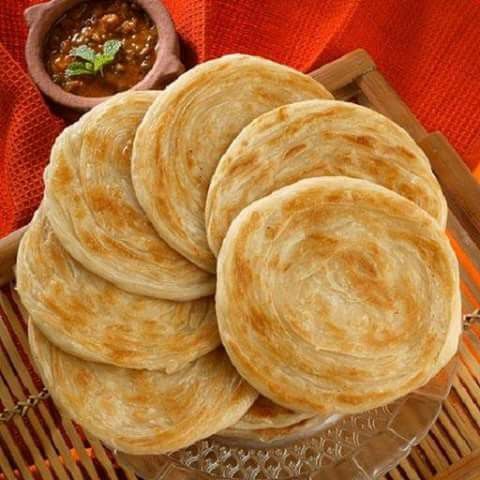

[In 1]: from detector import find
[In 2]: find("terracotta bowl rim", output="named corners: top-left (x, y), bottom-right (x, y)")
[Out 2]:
top-left (24, 0), bottom-right (184, 111)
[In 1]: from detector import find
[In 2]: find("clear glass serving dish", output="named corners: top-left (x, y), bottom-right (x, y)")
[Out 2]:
top-left (117, 355), bottom-right (458, 480)
top-left (175, 362), bottom-right (456, 480)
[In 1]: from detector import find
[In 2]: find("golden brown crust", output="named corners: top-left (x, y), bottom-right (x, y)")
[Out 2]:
top-left (206, 100), bottom-right (447, 256)
top-left (16, 209), bottom-right (220, 371)
top-left (29, 324), bottom-right (258, 455)
top-left (216, 177), bottom-right (461, 415)
top-left (131, 54), bottom-right (333, 273)
top-left (44, 91), bottom-right (215, 301)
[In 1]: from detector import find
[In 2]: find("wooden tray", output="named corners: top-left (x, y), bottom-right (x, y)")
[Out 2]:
top-left (1, 49), bottom-right (480, 480)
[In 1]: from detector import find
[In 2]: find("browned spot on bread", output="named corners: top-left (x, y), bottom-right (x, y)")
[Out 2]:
top-left (128, 393), bottom-right (150, 405)
top-left (150, 180), bottom-right (187, 238)
top-left (334, 248), bottom-right (393, 310)
top-left (387, 145), bottom-right (416, 161)
top-left (284, 144), bottom-right (307, 160)
top-left (75, 370), bottom-right (93, 389)
top-left (245, 211), bottom-right (262, 235)
top-left (344, 250), bottom-right (377, 277)
top-left (48, 241), bottom-right (71, 277)
top-left (109, 348), bottom-right (136, 362)
top-left (340, 133), bottom-right (375, 148)
top-left (80, 231), bottom-right (106, 254)
top-left (391, 232), bottom-right (444, 266)
top-left (84, 129), bottom-right (107, 162)
top-left (99, 285), bottom-right (117, 305)
top-left (323, 321), bottom-right (345, 337)
top-left (255, 88), bottom-right (284, 104)
top-left (283, 122), bottom-right (303, 137)
top-left (248, 396), bottom-right (294, 418)
top-left (281, 196), bottom-right (308, 215)
top-left (307, 234), bottom-right (339, 252)
top-left (235, 254), bottom-right (254, 292)
top-left (249, 307), bottom-right (270, 336)
top-left (102, 236), bottom-right (141, 260)
top-left (232, 213), bottom-right (263, 286)
top-left (324, 365), bottom-right (368, 381)
top-left (87, 186), bottom-right (139, 230)
top-left (324, 191), bottom-right (345, 204)
top-left (53, 158), bottom-right (74, 189)
top-left (65, 296), bottom-right (92, 321)
top-left (43, 284), bottom-right (86, 328)
top-left (397, 181), bottom-right (427, 205)
top-left (227, 153), bottom-right (258, 177)
top-left (43, 296), bottom-right (72, 327)
top-left (186, 149), bottom-right (194, 170)
top-left (255, 118), bottom-right (279, 134)
top-left (276, 106), bottom-right (289, 122)
top-left (148, 241), bottom-right (175, 263)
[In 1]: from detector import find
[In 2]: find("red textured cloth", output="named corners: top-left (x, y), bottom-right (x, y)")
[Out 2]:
top-left (1, 0), bottom-right (480, 239)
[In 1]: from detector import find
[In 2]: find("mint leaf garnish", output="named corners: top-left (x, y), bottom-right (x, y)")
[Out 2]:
top-left (70, 45), bottom-right (96, 63)
top-left (103, 39), bottom-right (122, 58)
top-left (65, 61), bottom-right (95, 77)
top-left (66, 40), bottom-right (122, 78)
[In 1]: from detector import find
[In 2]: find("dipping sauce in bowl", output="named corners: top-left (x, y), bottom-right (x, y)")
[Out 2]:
top-left (44, 0), bottom-right (158, 97)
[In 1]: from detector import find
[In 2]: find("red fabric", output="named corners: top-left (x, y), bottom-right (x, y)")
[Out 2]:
top-left (1, 0), bottom-right (480, 239)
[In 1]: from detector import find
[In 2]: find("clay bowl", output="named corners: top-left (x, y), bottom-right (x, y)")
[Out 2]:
top-left (25, 0), bottom-right (184, 111)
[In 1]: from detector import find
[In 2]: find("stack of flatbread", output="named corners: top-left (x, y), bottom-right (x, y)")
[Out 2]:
top-left (16, 54), bottom-right (461, 455)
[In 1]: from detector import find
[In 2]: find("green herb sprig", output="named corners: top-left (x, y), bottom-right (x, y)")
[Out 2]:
top-left (66, 39), bottom-right (122, 77)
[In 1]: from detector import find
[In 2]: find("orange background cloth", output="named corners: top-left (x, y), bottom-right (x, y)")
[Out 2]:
top-left (1, 0), bottom-right (480, 239)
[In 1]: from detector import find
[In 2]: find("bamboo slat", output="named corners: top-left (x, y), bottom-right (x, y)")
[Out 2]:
top-left (429, 450), bottom-right (480, 480)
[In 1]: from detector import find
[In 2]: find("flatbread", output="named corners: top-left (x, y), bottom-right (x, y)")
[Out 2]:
top-left (217, 177), bottom-right (461, 415)
top-left (29, 324), bottom-right (258, 455)
top-left (231, 396), bottom-right (314, 430)
top-left (131, 54), bottom-right (333, 272)
top-left (16, 208), bottom-right (219, 372)
top-left (44, 91), bottom-right (214, 301)
top-left (218, 415), bottom-right (340, 447)
top-left (206, 100), bottom-right (447, 256)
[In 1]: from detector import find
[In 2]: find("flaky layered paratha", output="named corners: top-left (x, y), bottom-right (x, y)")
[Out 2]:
top-left (218, 414), bottom-right (340, 447)
top-left (131, 54), bottom-right (333, 272)
top-left (44, 91), bottom-right (214, 301)
top-left (206, 100), bottom-right (447, 256)
top-left (17, 209), bottom-right (219, 371)
top-left (217, 177), bottom-right (461, 415)
top-left (29, 324), bottom-right (257, 455)
top-left (230, 396), bottom-right (314, 430)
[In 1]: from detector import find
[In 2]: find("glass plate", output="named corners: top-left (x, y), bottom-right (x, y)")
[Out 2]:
top-left (117, 355), bottom-right (457, 480)
top-left (165, 359), bottom-right (457, 480)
